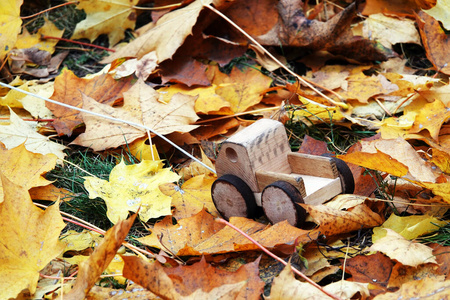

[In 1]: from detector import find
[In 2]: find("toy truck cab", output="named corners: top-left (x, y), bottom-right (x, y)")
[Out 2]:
top-left (211, 118), bottom-right (354, 227)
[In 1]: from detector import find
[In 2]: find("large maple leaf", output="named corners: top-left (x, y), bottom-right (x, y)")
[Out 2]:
top-left (0, 174), bottom-right (65, 299)
top-left (71, 0), bottom-right (139, 46)
top-left (71, 79), bottom-right (199, 151)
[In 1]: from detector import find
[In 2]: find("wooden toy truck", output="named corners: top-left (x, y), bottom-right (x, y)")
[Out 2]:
top-left (211, 118), bottom-right (355, 227)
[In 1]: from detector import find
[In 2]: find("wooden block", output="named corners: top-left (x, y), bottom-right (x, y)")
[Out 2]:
top-left (287, 153), bottom-right (339, 179)
top-left (255, 170), bottom-right (306, 198)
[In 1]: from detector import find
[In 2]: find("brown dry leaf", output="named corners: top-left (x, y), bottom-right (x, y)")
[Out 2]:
top-left (15, 17), bottom-right (64, 54)
top-left (47, 69), bottom-right (134, 136)
top-left (297, 135), bottom-right (330, 155)
top-left (71, 0), bottom-right (139, 46)
top-left (361, 0), bottom-right (420, 16)
top-left (63, 213), bottom-right (137, 299)
top-left (0, 173), bottom-right (65, 300)
top-left (211, 65), bottom-right (273, 113)
top-left (409, 99), bottom-right (450, 141)
top-left (71, 79), bottom-right (199, 151)
top-left (373, 277), bottom-right (450, 300)
top-left (137, 209), bottom-right (225, 255)
top-left (302, 203), bottom-right (383, 237)
top-left (101, 0), bottom-right (213, 64)
top-left (160, 175), bottom-right (219, 220)
top-left (122, 256), bottom-right (261, 299)
top-left (369, 228), bottom-right (436, 267)
top-left (416, 11), bottom-right (450, 75)
top-left (345, 252), bottom-right (394, 297)
top-left (255, 0), bottom-right (391, 62)
top-left (387, 262), bottom-right (443, 290)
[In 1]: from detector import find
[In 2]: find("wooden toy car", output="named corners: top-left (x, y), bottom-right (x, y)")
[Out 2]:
top-left (211, 118), bottom-right (355, 227)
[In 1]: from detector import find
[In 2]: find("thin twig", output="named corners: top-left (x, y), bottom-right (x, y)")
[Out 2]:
top-left (216, 218), bottom-right (342, 300)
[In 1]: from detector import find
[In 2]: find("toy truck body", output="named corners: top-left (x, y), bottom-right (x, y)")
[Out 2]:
top-left (211, 118), bottom-right (354, 227)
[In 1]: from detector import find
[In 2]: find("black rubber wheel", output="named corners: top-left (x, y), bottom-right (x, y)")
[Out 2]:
top-left (261, 181), bottom-right (307, 227)
top-left (321, 153), bottom-right (355, 194)
top-left (211, 174), bottom-right (257, 220)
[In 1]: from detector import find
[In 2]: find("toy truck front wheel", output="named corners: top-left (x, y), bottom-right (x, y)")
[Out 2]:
top-left (211, 174), bottom-right (259, 220)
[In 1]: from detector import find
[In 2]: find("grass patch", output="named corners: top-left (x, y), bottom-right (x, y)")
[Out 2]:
top-left (47, 150), bottom-right (116, 231)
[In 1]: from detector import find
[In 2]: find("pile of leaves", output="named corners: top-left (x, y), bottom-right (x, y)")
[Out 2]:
top-left (1, 0), bottom-right (450, 298)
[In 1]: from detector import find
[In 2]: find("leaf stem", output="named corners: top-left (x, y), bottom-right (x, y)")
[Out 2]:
top-left (216, 218), bottom-right (342, 300)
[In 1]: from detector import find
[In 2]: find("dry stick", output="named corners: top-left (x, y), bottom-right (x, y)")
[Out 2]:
top-left (34, 202), bottom-right (156, 258)
top-left (203, 4), bottom-right (349, 110)
top-left (0, 82), bottom-right (216, 174)
top-left (216, 218), bottom-right (342, 300)
top-left (21, 1), bottom-right (78, 19)
top-left (133, 3), bottom-right (183, 10)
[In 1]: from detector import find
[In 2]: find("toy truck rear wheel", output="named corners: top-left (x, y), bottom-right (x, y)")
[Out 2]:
top-left (261, 181), bottom-right (307, 227)
top-left (211, 174), bottom-right (258, 220)
top-left (321, 154), bottom-right (355, 194)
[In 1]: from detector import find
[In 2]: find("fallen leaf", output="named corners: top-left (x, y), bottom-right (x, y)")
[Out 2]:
top-left (15, 17), bottom-right (64, 53)
top-left (372, 213), bottom-right (446, 241)
top-left (71, 79), bottom-right (199, 150)
top-left (0, 173), bottom-right (65, 299)
top-left (373, 277), bottom-right (450, 300)
top-left (338, 150), bottom-right (408, 178)
top-left (302, 203), bottom-right (383, 237)
top-left (353, 13), bottom-right (421, 49)
top-left (0, 108), bottom-right (66, 159)
top-left (47, 68), bottom-right (134, 136)
top-left (71, 0), bottom-right (139, 46)
top-left (63, 213), bottom-right (137, 299)
top-left (84, 160), bottom-right (180, 224)
top-left (423, 0), bottom-right (450, 30)
top-left (160, 175), bottom-right (219, 220)
top-left (101, 0), bottom-right (213, 63)
top-left (138, 209), bottom-right (225, 255)
top-left (122, 256), bottom-right (258, 299)
top-left (369, 228), bottom-right (436, 267)
top-left (211, 65), bottom-right (273, 113)
top-left (0, 0), bottom-right (22, 60)
top-left (387, 262), bottom-right (443, 290)
top-left (345, 252), bottom-right (394, 297)
top-left (416, 11), bottom-right (450, 75)
top-left (409, 99), bottom-right (450, 141)
top-left (158, 83), bottom-right (230, 115)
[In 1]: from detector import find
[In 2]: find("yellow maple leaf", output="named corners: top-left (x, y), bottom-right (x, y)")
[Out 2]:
top-left (158, 83), bottom-right (231, 114)
top-left (0, 173), bottom-right (66, 299)
top-left (72, 0), bottom-right (139, 46)
top-left (0, 0), bottom-right (22, 60)
top-left (160, 175), bottom-right (219, 220)
top-left (409, 98), bottom-right (450, 141)
top-left (212, 65), bottom-right (273, 113)
top-left (15, 17), bottom-right (64, 53)
top-left (84, 160), bottom-right (180, 224)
